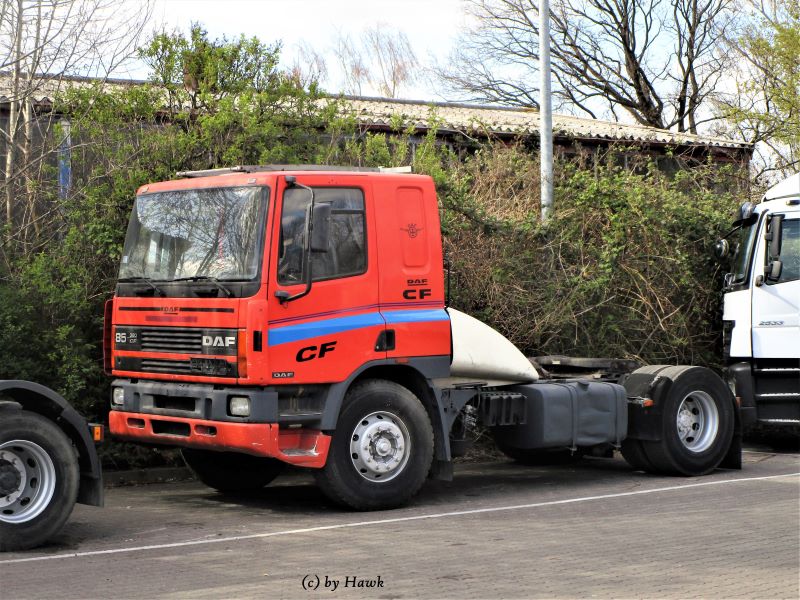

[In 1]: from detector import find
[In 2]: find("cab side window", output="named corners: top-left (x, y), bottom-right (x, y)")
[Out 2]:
top-left (769, 218), bottom-right (800, 284)
top-left (278, 187), bottom-right (366, 284)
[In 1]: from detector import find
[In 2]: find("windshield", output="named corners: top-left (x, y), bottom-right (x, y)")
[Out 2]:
top-left (119, 186), bottom-right (266, 282)
top-left (730, 215), bottom-right (759, 284)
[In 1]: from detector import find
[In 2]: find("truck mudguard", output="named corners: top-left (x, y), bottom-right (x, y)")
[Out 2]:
top-left (0, 380), bottom-right (103, 506)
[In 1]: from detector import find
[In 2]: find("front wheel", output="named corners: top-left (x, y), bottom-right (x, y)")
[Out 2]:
top-left (0, 410), bottom-right (79, 552)
top-left (315, 379), bottom-right (434, 510)
top-left (181, 449), bottom-right (284, 493)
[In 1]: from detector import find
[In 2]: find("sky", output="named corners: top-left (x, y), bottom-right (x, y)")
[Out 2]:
top-left (133, 0), bottom-right (469, 100)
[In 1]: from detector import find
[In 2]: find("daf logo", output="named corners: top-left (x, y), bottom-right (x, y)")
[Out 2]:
top-left (203, 335), bottom-right (236, 348)
top-left (161, 307), bottom-right (179, 314)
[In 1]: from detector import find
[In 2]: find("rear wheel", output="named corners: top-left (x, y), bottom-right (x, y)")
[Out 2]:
top-left (0, 410), bottom-right (79, 552)
top-left (315, 379), bottom-right (433, 510)
top-left (627, 366), bottom-right (734, 476)
top-left (181, 449), bottom-right (284, 493)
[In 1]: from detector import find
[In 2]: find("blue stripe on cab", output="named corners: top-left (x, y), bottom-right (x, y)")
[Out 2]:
top-left (267, 308), bottom-right (450, 347)
top-left (382, 308), bottom-right (450, 325)
top-left (268, 311), bottom-right (385, 346)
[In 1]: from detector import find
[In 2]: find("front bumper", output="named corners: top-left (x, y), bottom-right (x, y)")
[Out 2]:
top-left (109, 411), bottom-right (330, 468)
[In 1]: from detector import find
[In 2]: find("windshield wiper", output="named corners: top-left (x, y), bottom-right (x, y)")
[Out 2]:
top-left (171, 275), bottom-right (233, 298)
top-left (118, 276), bottom-right (165, 296)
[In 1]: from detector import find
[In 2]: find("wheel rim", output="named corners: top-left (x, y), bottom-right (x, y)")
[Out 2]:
top-left (0, 440), bottom-right (57, 524)
top-left (350, 411), bottom-right (410, 482)
top-left (676, 391), bottom-right (719, 453)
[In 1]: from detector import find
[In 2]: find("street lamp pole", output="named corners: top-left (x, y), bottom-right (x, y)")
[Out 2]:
top-left (539, 0), bottom-right (554, 222)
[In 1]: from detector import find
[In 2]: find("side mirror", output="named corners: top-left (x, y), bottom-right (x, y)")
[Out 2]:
top-left (310, 203), bottom-right (331, 253)
top-left (738, 201), bottom-right (755, 222)
top-left (766, 214), bottom-right (783, 258)
top-left (713, 239), bottom-right (730, 261)
top-left (765, 259), bottom-right (783, 282)
top-left (764, 214), bottom-right (784, 282)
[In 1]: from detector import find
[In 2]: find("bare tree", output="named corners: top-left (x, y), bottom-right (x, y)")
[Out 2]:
top-left (0, 0), bottom-right (152, 252)
top-left (328, 24), bottom-right (419, 98)
top-left (716, 0), bottom-right (800, 178)
top-left (436, 0), bottom-right (738, 131)
top-left (331, 31), bottom-right (369, 96)
top-left (362, 24), bottom-right (419, 98)
top-left (290, 40), bottom-right (328, 89)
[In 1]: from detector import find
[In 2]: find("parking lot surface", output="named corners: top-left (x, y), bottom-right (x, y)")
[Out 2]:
top-left (1, 450), bottom-right (798, 599)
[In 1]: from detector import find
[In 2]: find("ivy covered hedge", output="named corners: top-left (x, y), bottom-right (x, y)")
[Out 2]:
top-left (440, 145), bottom-right (742, 365)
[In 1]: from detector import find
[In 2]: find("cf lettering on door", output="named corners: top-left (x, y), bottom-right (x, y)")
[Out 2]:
top-left (296, 341), bottom-right (337, 362)
top-left (403, 288), bottom-right (431, 300)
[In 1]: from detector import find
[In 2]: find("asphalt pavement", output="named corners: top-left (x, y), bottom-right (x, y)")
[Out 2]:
top-left (1, 449), bottom-right (798, 599)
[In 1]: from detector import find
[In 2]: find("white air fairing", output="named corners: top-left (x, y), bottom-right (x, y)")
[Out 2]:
top-left (437, 308), bottom-right (538, 388)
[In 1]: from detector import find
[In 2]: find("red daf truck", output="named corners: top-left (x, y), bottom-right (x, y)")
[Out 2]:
top-left (107, 166), bottom-right (740, 510)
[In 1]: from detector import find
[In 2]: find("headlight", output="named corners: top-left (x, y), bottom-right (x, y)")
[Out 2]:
top-left (229, 396), bottom-right (250, 417)
top-left (112, 387), bottom-right (125, 406)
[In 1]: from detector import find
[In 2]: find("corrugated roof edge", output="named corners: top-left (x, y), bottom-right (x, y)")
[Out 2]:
top-left (0, 73), bottom-right (751, 151)
top-left (335, 96), bottom-right (752, 150)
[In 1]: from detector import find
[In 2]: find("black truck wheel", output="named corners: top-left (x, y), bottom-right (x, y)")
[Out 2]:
top-left (0, 410), bottom-right (79, 552)
top-left (315, 379), bottom-right (433, 510)
top-left (627, 366), bottom-right (735, 476)
top-left (181, 449), bottom-right (284, 493)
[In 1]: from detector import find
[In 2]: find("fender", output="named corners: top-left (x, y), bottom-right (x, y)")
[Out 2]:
top-left (622, 366), bottom-right (672, 442)
top-left (0, 380), bottom-right (104, 507)
top-left (319, 356), bottom-right (450, 430)
top-left (727, 362), bottom-right (757, 427)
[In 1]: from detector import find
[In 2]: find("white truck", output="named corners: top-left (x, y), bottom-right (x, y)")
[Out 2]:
top-left (716, 174), bottom-right (800, 428)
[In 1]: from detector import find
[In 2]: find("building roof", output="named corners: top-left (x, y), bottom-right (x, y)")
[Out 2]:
top-left (0, 72), bottom-right (140, 106)
top-left (0, 73), bottom-right (750, 151)
top-left (338, 96), bottom-right (751, 150)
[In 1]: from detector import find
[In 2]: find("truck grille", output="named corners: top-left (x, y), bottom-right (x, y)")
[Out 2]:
top-left (140, 328), bottom-right (204, 354)
top-left (116, 356), bottom-right (238, 378)
top-left (114, 326), bottom-right (238, 356)
top-left (140, 358), bottom-right (194, 374)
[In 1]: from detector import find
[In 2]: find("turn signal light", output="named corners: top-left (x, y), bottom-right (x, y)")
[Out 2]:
top-left (237, 330), bottom-right (248, 378)
top-left (89, 424), bottom-right (104, 443)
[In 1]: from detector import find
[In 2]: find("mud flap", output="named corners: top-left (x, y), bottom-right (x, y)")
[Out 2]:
top-left (720, 400), bottom-right (743, 470)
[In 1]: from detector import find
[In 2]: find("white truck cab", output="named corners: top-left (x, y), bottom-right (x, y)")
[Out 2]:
top-left (719, 174), bottom-right (800, 427)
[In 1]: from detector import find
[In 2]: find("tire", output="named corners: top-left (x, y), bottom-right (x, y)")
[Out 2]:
top-left (0, 410), bottom-right (79, 552)
top-left (315, 379), bottom-right (434, 510)
top-left (181, 449), bottom-right (284, 493)
top-left (620, 439), bottom-right (656, 472)
top-left (641, 366), bottom-right (734, 476)
top-left (495, 440), bottom-right (584, 466)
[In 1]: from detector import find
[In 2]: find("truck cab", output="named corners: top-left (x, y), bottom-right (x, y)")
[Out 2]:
top-left (721, 174), bottom-right (800, 427)
top-left (108, 166), bottom-right (449, 459)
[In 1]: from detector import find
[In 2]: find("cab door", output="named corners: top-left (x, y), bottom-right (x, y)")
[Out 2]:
top-left (265, 175), bottom-right (385, 385)
top-left (751, 214), bottom-right (800, 359)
